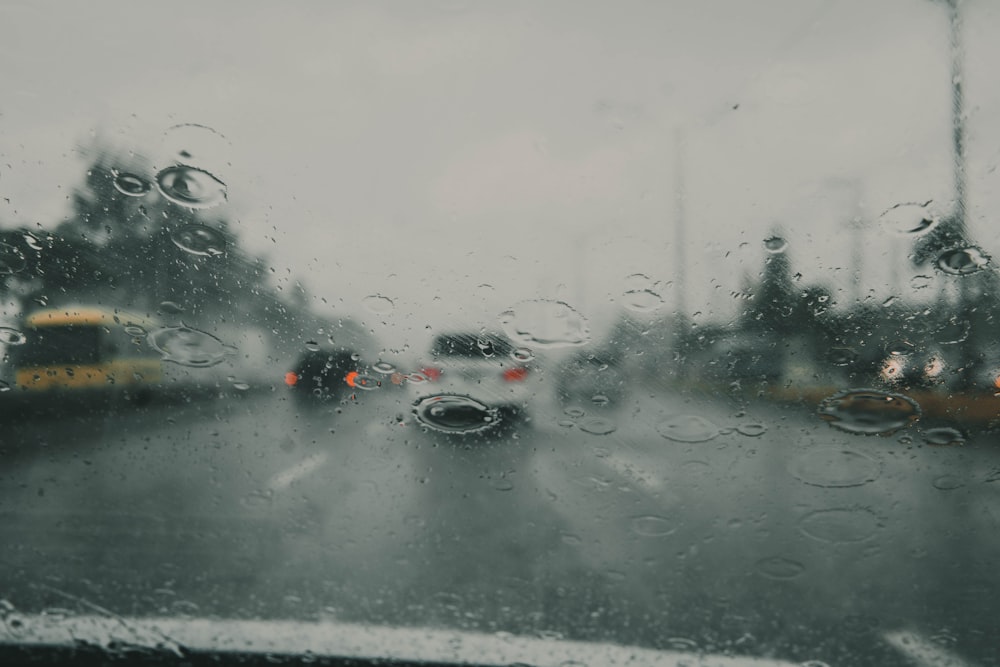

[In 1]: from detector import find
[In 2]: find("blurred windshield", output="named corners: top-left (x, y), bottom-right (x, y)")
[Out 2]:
top-left (2, 1), bottom-right (999, 665)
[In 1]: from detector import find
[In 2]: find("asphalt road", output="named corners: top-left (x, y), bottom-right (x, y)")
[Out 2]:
top-left (0, 383), bottom-right (997, 665)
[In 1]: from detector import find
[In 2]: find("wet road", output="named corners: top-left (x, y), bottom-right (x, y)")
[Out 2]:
top-left (0, 384), bottom-right (998, 665)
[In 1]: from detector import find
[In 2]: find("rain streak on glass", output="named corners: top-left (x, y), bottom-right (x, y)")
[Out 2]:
top-left (935, 247), bottom-right (989, 276)
top-left (158, 301), bottom-right (185, 315)
top-left (412, 394), bottom-right (500, 434)
top-left (498, 299), bottom-right (590, 349)
top-left (0, 243), bottom-right (27, 275)
top-left (763, 236), bottom-right (788, 254)
top-left (170, 224), bottom-right (227, 256)
top-left (148, 325), bottom-right (234, 367)
top-left (878, 201), bottom-right (939, 236)
top-left (0, 327), bottom-right (27, 346)
top-left (155, 165), bottom-right (227, 209)
top-left (656, 415), bottom-right (720, 443)
top-left (817, 389), bottom-right (920, 435)
top-left (111, 171), bottom-right (151, 197)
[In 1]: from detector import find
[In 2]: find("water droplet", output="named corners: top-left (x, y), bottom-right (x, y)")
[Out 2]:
top-left (622, 289), bottom-right (664, 313)
top-left (736, 423), bottom-right (767, 437)
top-left (511, 347), bottom-right (534, 362)
top-left (798, 508), bottom-right (880, 543)
top-left (0, 327), bottom-right (27, 345)
top-left (406, 372), bottom-right (428, 384)
top-left (158, 301), bottom-right (185, 315)
top-left (910, 274), bottom-right (933, 289)
top-left (170, 224), bottom-right (226, 256)
top-left (412, 394), bottom-right (500, 434)
top-left (162, 124), bottom-right (230, 171)
top-left (923, 427), bottom-right (966, 446)
top-left (788, 448), bottom-right (881, 487)
top-left (491, 478), bottom-right (514, 491)
top-left (631, 514), bottom-right (678, 537)
top-left (0, 380), bottom-right (10, 392)
top-left (123, 324), bottom-right (146, 337)
top-left (232, 382), bottom-right (251, 391)
top-left (350, 352), bottom-right (361, 361)
top-left (932, 474), bottom-right (964, 490)
top-left (763, 236), bottom-right (788, 253)
top-left (372, 361), bottom-right (396, 374)
top-left (935, 247), bottom-right (989, 276)
top-left (155, 165), bottom-right (227, 209)
top-left (590, 394), bottom-right (610, 407)
top-left (304, 340), bottom-right (321, 352)
top-left (754, 556), bottom-right (805, 580)
top-left (112, 171), bottom-right (151, 196)
top-left (886, 340), bottom-right (915, 356)
top-left (827, 347), bottom-right (857, 367)
top-left (362, 294), bottom-right (395, 314)
top-left (878, 201), bottom-right (939, 236)
top-left (148, 325), bottom-right (234, 367)
top-left (578, 417), bottom-right (617, 435)
top-left (0, 243), bottom-right (27, 275)
top-left (624, 273), bottom-right (653, 290)
top-left (350, 374), bottom-right (380, 391)
top-left (817, 389), bottom-right (920, 435)
top-left (564, 407), bottom-right (586, 418)
top-left (23, 233), bottom-right (44, 251)
top-left (656, 415), bottom-right (719, 443)
top-left (935, 318), bottom-right (970, 345)
top-left (498, 300), bottom-right (590, 349)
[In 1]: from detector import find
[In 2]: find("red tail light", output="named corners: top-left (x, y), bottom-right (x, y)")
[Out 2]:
top-left (421, 367), bottom-right (442, 381)
top-left (284, 371), bottom-right (299, 387)
top-left (503, 366), bottom-right (529, 382)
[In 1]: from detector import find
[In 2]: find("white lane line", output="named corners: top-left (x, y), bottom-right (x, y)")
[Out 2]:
top-left (268, 452), bottom-right (329, 491)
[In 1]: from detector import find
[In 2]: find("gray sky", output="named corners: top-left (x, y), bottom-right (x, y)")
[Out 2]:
top-left (2, 0), bottom-right (999, 352)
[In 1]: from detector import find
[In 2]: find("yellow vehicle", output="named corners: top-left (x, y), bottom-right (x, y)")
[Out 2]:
top-left (10, 306), bottom-right (163, 393)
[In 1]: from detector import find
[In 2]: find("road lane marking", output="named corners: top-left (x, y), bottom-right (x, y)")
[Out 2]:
top-left (268, 452), bottom-right (329, 491)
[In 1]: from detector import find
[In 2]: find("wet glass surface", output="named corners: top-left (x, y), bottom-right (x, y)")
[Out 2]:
top-left (1, 1), bottom-right (1000, 665)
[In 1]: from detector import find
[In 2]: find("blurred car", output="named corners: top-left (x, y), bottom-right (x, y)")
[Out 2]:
top-left (284, 316), bottom-right (380, 406)
top-left (408, 331), bottom-right (537, 425)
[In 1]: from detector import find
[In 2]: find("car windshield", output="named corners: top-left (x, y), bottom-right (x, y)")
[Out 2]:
top-left (2, 1), bottom-right (999, 666)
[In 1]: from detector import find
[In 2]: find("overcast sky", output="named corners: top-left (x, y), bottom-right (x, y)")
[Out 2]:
top-left (2, 0), bottom-right (999, 351)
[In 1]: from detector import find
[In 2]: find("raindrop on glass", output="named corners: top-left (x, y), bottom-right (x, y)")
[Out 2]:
top-left (878, 201), bottom-right (938, 236)
top-left (656, 415), bottom-right (720, 443)
top-left (788, 448), bottom-right (881, 488)
top-left (578, 417), bottom-right (617, 436)
top-left (923, 427), bottom-right (965, 446)
top-left (798, 508), bottom-right (880, 543)
top-left (935, 247), bottom-right (989, 276)
top-left (304, 340), bottom-right (321, 352)
top-left (162, 123), bottom-right (231, 171)
top-left (564, 407), bottom-right (585, 418)
top-left (827, 347), bottom-right (857, 367)
top-left (362, 294), bottom-right (395, 315)
top-left (754, 556), bottom-right (805, 580)
top-left (736, 423), bottom-right (767, 437)
top-left (350, 374), bottom-right (380, 391)
top-left (817, 389), bottom-right (920, 435)
top-left (763, 236), bottom-right (788, 254)
top-left (886, 340), bottom-right (915, 357)
top-left (622, 289), bottom-right (663, 313)
top-left (123, 324), bottom-right (146, 337)
top-left (0, 327), bottom-right (27, 345)
top-left (232, 382), bottom-right (251, 391)
top-left (148, 325), bottom-right (234, 367)
top-left (158, 301), bottom-right (185, 315)
top-left (591, 394), bottom-right (610, 407)
top-left (112, 171), bottom-right (151, 196)
top-left (498, 300), bottom-right (590, 349)
top-left (372, 361), bottom-right (396, 374)
top-left (412, 394), bottom-right (500, 434)
top-left (932, 474), bottom-right (964, 491)
top-left (155, 165), bottom-right (227, 209)
top-left (0, 243), bottom-right (27, 275)
top-left (511, 347), bottom-right (534, 362)
top-left (631, 515), bottom-right (678, 537)
top-left (170, 224), bottom-right (226, 256)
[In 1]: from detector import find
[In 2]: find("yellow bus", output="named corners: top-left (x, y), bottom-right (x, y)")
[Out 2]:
top-left (10, 306), bottom-right (163, 393)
